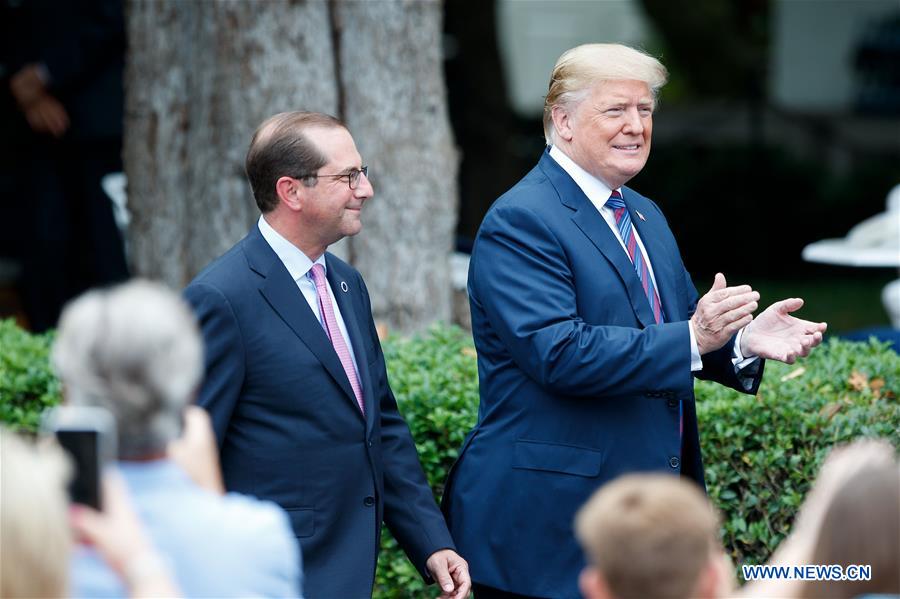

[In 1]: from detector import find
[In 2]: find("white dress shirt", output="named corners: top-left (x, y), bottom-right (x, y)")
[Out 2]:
top-left (548, 146), bottom-right (756, 373)
top-left (258, 215), bottom-right (363, 386)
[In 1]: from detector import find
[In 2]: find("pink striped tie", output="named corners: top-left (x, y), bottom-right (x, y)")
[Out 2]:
top-left (310, 264), bottom-right (364, 414)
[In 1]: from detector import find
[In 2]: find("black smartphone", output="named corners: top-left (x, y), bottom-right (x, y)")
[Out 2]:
top-left (42, 406), bottom-right (117, 510)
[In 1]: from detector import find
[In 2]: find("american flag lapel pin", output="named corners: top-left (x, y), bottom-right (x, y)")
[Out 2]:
top-left (635, 210), bottom-right (646, 221)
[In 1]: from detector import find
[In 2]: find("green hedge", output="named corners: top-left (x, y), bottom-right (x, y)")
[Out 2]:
top-left (374, 326), bottom-right (480, 595)
top-left (0, 319), bottom-right (59, 431)
top-left (699, 337), bottom-right (900, 569)
top-left (2, 319), bottom-right (898, 596)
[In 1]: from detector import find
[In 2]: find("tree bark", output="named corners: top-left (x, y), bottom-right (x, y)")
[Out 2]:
top-left (124, 0), bottom-right (337, 286)
top-left (124, 0), bottom-right (456, 332)
top-left (335, 0), bottom-right (458, 333)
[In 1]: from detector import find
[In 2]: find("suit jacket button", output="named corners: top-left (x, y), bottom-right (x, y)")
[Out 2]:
top-left (363, 496), bottom-right (375, 507)
top-left (667, 399), bottom-right (678, 408)
top-left (669, 456), bottom-right (680, 469)
top-left (368, 440), bottom-right (373, 447)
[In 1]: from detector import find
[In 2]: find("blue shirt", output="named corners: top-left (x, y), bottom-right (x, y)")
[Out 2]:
top-left (70, 460), bottom-right (302, 598)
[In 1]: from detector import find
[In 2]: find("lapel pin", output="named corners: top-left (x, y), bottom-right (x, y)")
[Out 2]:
top-left (635, 210), bottom-right (646, 221)
top-left (340, 281), bottom-right (349, 293)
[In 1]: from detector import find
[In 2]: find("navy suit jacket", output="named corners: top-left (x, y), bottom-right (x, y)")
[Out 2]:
top-left (185, 224), bottom-right (454, 598)
top-left (442, 150), bottom-right (763, 598)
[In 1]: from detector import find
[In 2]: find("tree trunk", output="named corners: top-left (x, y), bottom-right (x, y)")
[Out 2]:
top-left (124, 0), bottom-right (457, 332)
top-left (124, 0), bottom-right (337, 286)
top-left (335, 0), bottom-right (458, 333)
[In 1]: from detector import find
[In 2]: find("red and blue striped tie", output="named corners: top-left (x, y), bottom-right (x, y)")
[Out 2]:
top-left (608, 191), bottom-right (682, 439)
top-left (607, 190), bottom-right (664, 325)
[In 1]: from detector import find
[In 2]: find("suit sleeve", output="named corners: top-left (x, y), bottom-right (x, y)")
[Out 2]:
top-left (472, 202), bottom-right (696, 399)
top-left (357, 273), bottom-right (455, 581)
top-left (183, 282), bottom-right (246, 447)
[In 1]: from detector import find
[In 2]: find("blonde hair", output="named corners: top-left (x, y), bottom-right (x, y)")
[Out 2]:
top-left (575, 474), bottom-right (719, 599)
top-left (0, 429), bottom-right (72, 598)
top-left (543, 43), bottom-right (668, 144)
top-left (800, 464), bottom-right (900, 599)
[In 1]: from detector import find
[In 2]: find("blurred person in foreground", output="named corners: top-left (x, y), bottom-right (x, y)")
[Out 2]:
top-left (798, 464), bottom-right (900, 599)
top-left (0, 428), bottom-right (178, 598)
top-left (442, 43), bottom-right (828, 598)
top-left (52, 280), bottom-right (301, 597)
top-left (573, 440), bottom-right (899, 599)
top-left (185, 111), bottom-right (469, 599)
top-left (575, 474), bottom-right (732, 599)
top-left (743, 439), bottom-right (900, 599)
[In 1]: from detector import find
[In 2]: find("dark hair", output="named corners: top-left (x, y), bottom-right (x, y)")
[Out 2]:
top-left (245, 111), bottom-right (346, 213)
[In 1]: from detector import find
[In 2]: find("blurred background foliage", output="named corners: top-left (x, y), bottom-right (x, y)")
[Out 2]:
top-left (0, 319), bottom-right (57, 431)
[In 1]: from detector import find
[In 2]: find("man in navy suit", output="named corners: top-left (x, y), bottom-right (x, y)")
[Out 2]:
top-left (185, 112), bottom-right (470, 599)
top-left (442, 44), bottom-right (827, 599)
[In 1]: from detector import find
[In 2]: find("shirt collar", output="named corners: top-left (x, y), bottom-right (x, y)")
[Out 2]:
top-left (548, 145), bottom-right (620, 211)
top-left (257, 215), bottom-right (326, 281)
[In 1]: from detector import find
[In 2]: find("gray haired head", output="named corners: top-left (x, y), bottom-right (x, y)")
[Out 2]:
top-left (51, 280), bottom-right (203, 459)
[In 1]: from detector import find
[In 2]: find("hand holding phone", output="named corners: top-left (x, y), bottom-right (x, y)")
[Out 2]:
top-left (42, 406), bottom-right (117, 510)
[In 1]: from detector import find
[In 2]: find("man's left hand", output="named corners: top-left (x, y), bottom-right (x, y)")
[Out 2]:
top-left (741, 298), bottom-right (826, 364)
top-left (426, 549), bottom-right (471, 599)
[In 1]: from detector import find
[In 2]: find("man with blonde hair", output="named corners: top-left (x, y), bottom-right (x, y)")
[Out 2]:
top-left (443, 43), bottom-right (826, 598)
top-left (575, 474), bottom-right (730, 599)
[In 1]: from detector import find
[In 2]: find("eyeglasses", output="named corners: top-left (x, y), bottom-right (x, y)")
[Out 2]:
top-left (298, 166), bottom-right (368, 190)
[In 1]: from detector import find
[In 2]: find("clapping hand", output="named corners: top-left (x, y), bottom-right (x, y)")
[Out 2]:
top-left (740, 298), bottom-right (826, 364)
top-left (691, 273), bottom-right (759, 355)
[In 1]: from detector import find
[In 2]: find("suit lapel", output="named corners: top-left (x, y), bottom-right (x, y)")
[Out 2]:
top-left (622, 187), bottom-right (681, 324)
top-left (540, 152), bottom-right (655, 328)
top-left (326, 257), bottom-right (376, 432)
top-left (244, 227), bottom-right (362, 419)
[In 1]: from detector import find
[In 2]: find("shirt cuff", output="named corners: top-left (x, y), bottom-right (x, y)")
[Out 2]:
top-left (732, 327), bottom-right (759, 370)
top-left (688, 320), bottom-right (703, 372)
top-left (732, 327), bottom-right (762, 391)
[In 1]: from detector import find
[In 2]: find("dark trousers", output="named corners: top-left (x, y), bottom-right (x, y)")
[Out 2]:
top-left (19, 135), bottom-right (128, 331)
top-left (473, 583), bottom-right (547, 599)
